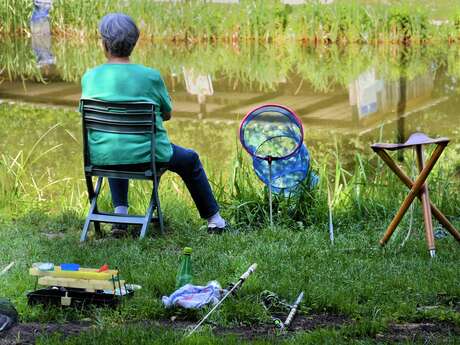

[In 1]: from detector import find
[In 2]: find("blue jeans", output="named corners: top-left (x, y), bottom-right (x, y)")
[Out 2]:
top-left (108, 144), bottom-right (219, 219)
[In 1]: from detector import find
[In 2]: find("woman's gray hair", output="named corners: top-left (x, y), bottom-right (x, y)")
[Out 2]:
top-left (99, 13), bottom-right (139, 57)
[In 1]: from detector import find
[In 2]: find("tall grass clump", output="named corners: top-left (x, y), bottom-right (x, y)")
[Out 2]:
top-left (287, 2), bottom-right (375, 44)
top-left (0, 0), bottom-right (33, 35)
top-left (383, 5), bottom-right (429, 43)
top-left (0, 36), bottom-right (44, 82)
top-left (443, 10), bottom-right (460, 43)
top-left (221, 144), bottom-right (460, 233)
top-left (222, 148), bottom-right (323, 229)
top-left (0, 124), bottom-right (64, 209)
top-left (1, 0), bottom-right (456, 44)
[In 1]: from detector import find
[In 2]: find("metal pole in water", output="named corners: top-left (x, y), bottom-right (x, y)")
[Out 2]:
top-left (328, 207), bottom-right (334, 245)
top-left (268, 157), bottom-right (273, 228)
top-left (327, 187), bottom-right (334, 245)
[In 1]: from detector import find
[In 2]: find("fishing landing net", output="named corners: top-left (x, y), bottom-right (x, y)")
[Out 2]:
top-left (239, 104), bottom-right (308, 226)
top-left (239, 104), bottom-right (303, 161)
top-left (252, 144), bottom-right (311, 195)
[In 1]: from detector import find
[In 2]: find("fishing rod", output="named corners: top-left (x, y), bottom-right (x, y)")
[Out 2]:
top-left (0, 262), bottom-right (14, 276)
top-left (187, 263), bottom-right (257, 337)
top-left (273, 291), bottom-right (304, 332)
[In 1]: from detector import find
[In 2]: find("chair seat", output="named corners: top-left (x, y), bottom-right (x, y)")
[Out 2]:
top-left (371, 132), bottom-right (449, 151)
top-left (87, 165), bottom-right (167, 180)
top-left (87, 212), bottom-right (159, 225)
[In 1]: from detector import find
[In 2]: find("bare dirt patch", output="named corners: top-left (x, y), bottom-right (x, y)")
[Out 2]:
top-left (0, 322), bottom-right (91, 345)
top-left (157, 311), bottom-right (351, 340)
top-left (2, 315), bottom-right (457, 343)
top-left (217, 312), bottom-right (351, 340)
top-left (376, 320), bottom-right (460, 343)
top-left (0, 313), bottom-right (352, 343)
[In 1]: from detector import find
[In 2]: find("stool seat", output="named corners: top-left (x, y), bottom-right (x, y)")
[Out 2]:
top-left (371, 132), bottom-right (449, 151)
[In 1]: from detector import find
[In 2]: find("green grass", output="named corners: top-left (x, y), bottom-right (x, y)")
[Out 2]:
top-left (1, 2), bottom-right (460, 343)
top-left (0, 103), bottom-right (459, 344)
top-left (2, 0), bottom-right (460, 43)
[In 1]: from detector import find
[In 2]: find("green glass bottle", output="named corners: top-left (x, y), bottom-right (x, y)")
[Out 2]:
top-left (175, 247), bottom-right (193, 289)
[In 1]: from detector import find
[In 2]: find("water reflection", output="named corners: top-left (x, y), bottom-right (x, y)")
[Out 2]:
top-left (0, 40), bottom-right (458, 143)
top-left (397, 44), bottom-right (409, 158)
top-left (183, 67), bottom-right (214, 119)
top-left (347, 59), bottom-right (435, 139)
top-left (349, 69), bottom-right (380, 118)
top-left (30, 0), bottom-right (55, 68)
top-left (0, 40), bottom-right (459, 195)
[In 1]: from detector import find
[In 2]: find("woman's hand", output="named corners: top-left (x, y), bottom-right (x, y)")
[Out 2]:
top-left (162, 111), bottom-right (172, 121)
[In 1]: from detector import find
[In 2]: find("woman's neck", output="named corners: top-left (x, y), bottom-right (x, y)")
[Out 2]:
top-left (107, 56), bottom-right (131, 64)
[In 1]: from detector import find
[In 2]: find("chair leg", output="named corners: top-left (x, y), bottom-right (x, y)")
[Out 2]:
top-left (80, 215), bottom-right (92, 242)
top-left (374, 149), bottom-right (460, 242)
top-left (80, 176), bottom-right (103, 242)
top-left (85, 175), bottom-right (96, 200)
top-left (81, 193), bottom-right (98, 242)
top-left (81, 176), bottom-right (95, 242)
top-left (379, 143), bottom-right (447, 246)
top-left (154, 180), bottom-right (164, 235)
top-left (140, 186), bottom-right (156, 239)
top-left (82, 174), bottom-right (164, 241)
top-left (92, 177), bottom-right (103, 237)
top-left (416, 146), bottom-right (436, 257)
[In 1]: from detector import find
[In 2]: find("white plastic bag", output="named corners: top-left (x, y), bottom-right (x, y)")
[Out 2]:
top-left (162, 281), bottom-right (224, 309)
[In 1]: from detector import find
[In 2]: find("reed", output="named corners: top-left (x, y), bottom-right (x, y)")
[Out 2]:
top-left (2, 0), bottom-right (459, 43)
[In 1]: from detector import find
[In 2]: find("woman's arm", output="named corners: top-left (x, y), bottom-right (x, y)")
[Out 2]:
top-left (155, 75), bottom-right (173, 121)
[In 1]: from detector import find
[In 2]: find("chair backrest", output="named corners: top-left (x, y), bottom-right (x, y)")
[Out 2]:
top-left (80, 98), bottom-right (158, 179)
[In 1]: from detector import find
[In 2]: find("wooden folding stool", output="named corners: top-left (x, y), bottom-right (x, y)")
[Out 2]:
top-left (371, 132), bottom-right (460, 257)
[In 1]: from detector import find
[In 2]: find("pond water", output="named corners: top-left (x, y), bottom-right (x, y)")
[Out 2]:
top-left (1, 34), bottom-right (459, 187)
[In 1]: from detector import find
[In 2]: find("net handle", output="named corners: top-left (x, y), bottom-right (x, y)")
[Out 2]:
top-left (239, 103), bottom-right (304, 160)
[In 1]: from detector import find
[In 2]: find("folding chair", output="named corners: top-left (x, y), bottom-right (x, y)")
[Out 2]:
top-left (79, 99), bottom-right (164, 242)
top-left (371, 132), bottom-right (460, 257)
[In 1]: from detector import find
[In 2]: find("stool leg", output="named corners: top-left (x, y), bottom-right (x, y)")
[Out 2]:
top-left (379, 144), bottom-right (446, 246)
top-left (415, 145), bottom-right (436, 258)
top-left (374, 149), bottom-right (460, 242)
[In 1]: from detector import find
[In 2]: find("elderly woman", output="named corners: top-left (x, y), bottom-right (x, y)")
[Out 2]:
top-left (81, 13), bottom-right (226, 236)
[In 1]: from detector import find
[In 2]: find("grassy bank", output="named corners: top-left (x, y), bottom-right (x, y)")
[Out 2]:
top-left (2, 215), bottom-right (459, 344)
top-left (1, 103), bottom-right (459, 226)
top-left (3, 0), bottom-right (460, 44)
top-left (0, 103), bottom-right (459, 343)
